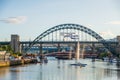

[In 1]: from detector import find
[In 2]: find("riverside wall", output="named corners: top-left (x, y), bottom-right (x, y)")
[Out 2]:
top-left (0, 59), bottom-right (37, 67)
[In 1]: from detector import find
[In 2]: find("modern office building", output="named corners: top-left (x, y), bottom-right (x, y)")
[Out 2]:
top-left (10, 34), bottom-right (20, 53)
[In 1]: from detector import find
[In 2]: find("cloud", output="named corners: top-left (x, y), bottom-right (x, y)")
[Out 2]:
top-left (0, 16), bottom-right (27, 24)
top-left (99, 30), bottom-right (115, 39)
top-left (106, 21), bottom-right (120, 25)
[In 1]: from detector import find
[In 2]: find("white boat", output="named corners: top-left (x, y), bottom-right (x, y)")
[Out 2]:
top-left (103, 57), bottom-right (120, 63)
top-left (70, 42), bottom-right (87, 67)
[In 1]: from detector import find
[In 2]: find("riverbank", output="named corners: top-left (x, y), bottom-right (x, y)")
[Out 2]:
top-left (0, 59), bottom-right (37, 67)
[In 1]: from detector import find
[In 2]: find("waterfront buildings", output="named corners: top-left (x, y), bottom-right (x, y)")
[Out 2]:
top-left (0, 51), bottom-right (10, 61)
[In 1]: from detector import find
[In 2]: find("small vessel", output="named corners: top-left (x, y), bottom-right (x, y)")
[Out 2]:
top-left (70, 62), bottom-right (87, 67)
top-left (36, 56), bottom-right (41, 63)
top-left (70, 42), bottom-right (87, 67)
top-left (103, 57), bottom-right (120, 63)
top-left (44, 57), bottom-right (48, 63)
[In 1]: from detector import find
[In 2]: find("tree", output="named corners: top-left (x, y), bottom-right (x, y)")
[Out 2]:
top-left (99, 52), bottom-right (109, 58)
top-left (0, 45), bottom-right (13, 53)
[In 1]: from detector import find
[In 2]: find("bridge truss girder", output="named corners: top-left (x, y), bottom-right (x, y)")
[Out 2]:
top-left (25, 23), bottom-right (118, 56)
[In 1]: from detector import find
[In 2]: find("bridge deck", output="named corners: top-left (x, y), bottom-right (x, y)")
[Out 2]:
top-left (0, 41), bottom-right (118, 45)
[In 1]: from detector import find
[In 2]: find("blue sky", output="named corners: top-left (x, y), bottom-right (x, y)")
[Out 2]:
top-left (0, 0), bottom-right (120, 41)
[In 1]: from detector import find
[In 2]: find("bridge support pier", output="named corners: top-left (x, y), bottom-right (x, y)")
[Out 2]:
top-left (20, 44), bottom-right (23, 53)
top-left (39, 43), bottom-right (42, 55)
top-left (74, 43), bottom-right (77, 54)
top-left (46, 47), bottom-right (49, 54)
top-left (57, 43), bottom-right (60, 52)
top-left (92, 43), bottom-right (95, 54)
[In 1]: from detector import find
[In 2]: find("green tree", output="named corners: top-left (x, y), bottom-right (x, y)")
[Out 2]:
top-left (0, 45), bottom-right (13, 54)
top-left (0, 45), bottom-right (22, 57)
top-left (99, 52), bottom-right (111, 58)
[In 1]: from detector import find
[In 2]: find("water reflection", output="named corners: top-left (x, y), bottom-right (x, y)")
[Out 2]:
top-left (0, 58), bottom-right (120, 80)
top-left (0, 67), bottom-right (9, 78)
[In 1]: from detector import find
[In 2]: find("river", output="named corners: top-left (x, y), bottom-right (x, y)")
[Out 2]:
top-left (0, 57), bottom-right (120, 80)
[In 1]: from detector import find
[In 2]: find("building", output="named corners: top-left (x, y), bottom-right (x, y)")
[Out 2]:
top-left (0, 51), bottom-right (10, 61)
top-left (117, 36), bottom-right (120, 43)
top-left (116, 36), bottom-right (120, 55)
top-left (10, 34), bottom-right (20, 53)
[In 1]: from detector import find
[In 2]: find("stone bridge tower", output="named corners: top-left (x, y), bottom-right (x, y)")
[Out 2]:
top-left (116, 36), bottom-right (120, 57)
top-left (10, 34), bottom-right (20, 53)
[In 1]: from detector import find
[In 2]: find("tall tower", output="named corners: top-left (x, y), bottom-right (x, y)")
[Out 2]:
top-left (117, 36), bottom-right (120, 44)
top-left (11, 34), bottom-right (20, 53)
top-left (116, 36), bottom-right (120, 55)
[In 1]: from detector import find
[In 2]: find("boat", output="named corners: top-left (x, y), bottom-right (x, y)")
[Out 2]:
top-left (70, 42), bottom-right (87, 67)
top-left (36, 56), bottom-right (41, 63)
top-left (44, 58), bottom-right (48, 63)
top-left (70, 62), bottom-right (87, 67)
top-left (44, 57), bottom-right (48, 63)
top-left (103, 57), bottom-right (120, 63)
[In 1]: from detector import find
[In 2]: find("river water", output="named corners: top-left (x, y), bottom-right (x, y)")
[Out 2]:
top-left (0, 57), bottom-right (120, 80)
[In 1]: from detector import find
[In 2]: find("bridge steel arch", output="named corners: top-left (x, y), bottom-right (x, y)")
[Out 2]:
top-left (33, 23), bottom-right (104, 42)
top-left (26, 23), bottom-right (117, 55)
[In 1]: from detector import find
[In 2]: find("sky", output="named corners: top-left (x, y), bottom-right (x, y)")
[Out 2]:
top-left (0, 0), bottom-right (120, 41)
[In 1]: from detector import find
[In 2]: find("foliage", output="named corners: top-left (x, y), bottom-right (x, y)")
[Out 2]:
top-left (10, 52), bottom-right (22, 58)
top-left (99, 52), bottom-right (111, 58)
top-left (0, 45), bottom-right (22, 57)
top-left (16, 52), bottom-right (22, 56)
top-left (0, 45), bottom-right (13, 53)
top-left (10, 53), bottom-right (18, 58)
